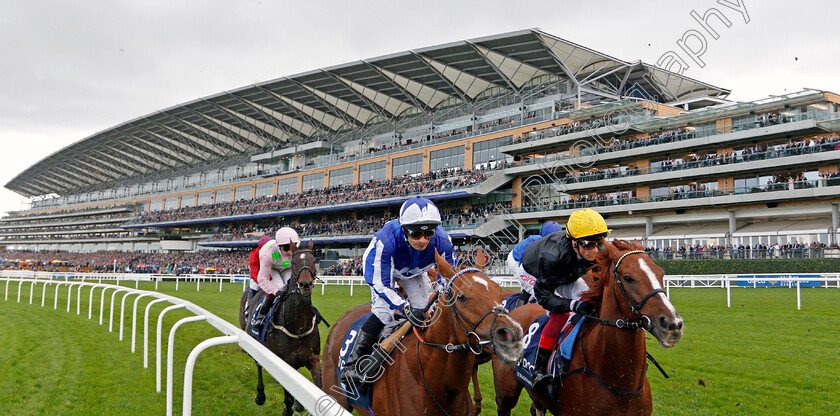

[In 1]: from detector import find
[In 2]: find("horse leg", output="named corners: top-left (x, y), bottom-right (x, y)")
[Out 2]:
top-left (471, 365), bottom-right (482, 416)
top-left (282, 387), bottom-right (295, 416)
top-left (492, 358), bottom-right (523, 416)
top-left (307, 354), bottom-right (324, 389)
top-left (255, 363), bottom-right (266, 406)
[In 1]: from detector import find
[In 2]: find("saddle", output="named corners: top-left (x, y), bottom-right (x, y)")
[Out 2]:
top-left (335, 313), bottom-right (413, 411)
top-left (514, 313), bottom-right (586, 394)
top-left (248, 295), bottom-right (330, 344)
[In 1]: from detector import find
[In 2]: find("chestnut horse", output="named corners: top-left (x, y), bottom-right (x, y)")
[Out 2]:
top-left (492, 239), bottom-right (684, 416)
top-left (322, 250), bottom-right (524, 416)
top-left (243, 241), bottom-right (322, 416)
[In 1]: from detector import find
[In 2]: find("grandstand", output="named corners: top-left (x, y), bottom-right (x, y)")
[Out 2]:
top-left (3, 28), bottom-right (840, 271)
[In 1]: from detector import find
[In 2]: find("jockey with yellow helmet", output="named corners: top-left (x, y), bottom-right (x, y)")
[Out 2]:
top-left (520, 208), bottom-right (611, 391)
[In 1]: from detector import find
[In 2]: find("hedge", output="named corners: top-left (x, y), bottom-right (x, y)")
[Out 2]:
top-left (656, 258), bottom-right (840, 275)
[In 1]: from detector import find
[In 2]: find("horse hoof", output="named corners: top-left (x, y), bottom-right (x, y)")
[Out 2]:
top-left (282, 407), bottom-right (293, 416)
top-left (255, 393), bottom-right (266, 406)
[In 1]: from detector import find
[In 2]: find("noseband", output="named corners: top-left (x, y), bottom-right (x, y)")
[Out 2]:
top-left (287, 249), bottom-right (317, 295)
top-left (594, 249), bottom-right (667, 331)
top-left (419, 267), bottom-right (509, 355)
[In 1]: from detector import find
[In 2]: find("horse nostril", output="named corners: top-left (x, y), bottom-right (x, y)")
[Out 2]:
top-left (495, 328), bottom-right (512, 342)
top-left (676, 320), bottom-right (684, 330)
top-left (659, 316), bottom-right (668, 328)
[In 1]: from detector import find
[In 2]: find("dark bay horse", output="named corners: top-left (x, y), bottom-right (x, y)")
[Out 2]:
top-left (322, 249), bottom-right (524, 416)
top-left (492, 239), bottom-right (684, 416)
top-left (243, 241), bottom-right (321, 416)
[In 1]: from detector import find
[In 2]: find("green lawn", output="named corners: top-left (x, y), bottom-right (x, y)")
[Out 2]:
top-left (1, 280), bottom-right (838, 415)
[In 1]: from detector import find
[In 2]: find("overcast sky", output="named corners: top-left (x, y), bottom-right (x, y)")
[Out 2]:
top-left (2, 0), bottom-right (839, 215)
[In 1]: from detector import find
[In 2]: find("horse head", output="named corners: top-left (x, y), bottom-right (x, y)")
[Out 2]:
top-left (433, 249), bottom-right (523, 364)
top-left (289, 240), bottom-right (316, 298)
top-left (587, 239), bottom-right (683, 347)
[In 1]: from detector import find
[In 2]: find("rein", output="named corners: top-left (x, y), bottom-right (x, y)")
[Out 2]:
top-left (561, 249), bottom-right (669, 396)
top-left (414, 267), bottom-right (509, 416)
top-left (271, 249), bottom-right (318, 338)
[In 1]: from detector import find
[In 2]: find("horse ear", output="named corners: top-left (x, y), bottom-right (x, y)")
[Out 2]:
top-left (435, 248), bottom-right (455, 278)
top-left (631, 239), bottom-right (644, 250)
top-left (474, 247), bottom-right (488, 270)
top-left (289, 240), bottom-right (298, 253)
top-left (307, 240), bottom-right (314, 250)
top-left (603, 239), bottom-right (620, 263)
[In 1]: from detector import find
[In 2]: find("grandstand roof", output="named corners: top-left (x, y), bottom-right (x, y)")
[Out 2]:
top-left (6, 29), bottom-right (729, 198)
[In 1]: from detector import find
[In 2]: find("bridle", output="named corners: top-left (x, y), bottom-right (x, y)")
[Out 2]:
top-left (414, 267), bottom-right (511, 416)
top-left (588, 250), bottom-right (666, 331)
top-left (416, 267), bottom-right (510, 355)
top-left (286, 248), bottom-right (317, 296)
top-left (563, 248), bottom-right (669, 396)
top-left (270, 248), bottom-right (318, 338)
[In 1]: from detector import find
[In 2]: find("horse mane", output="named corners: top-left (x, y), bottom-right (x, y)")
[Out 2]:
top-left (580, 239), bottom-right (637, 307)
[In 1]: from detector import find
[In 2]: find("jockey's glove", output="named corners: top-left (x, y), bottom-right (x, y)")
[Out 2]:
top-left (402, 303), bottom-right (427, 326)
top-left (571, 299), bottom-right (595, 316)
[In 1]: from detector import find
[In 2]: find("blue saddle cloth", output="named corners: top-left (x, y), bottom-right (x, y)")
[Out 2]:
top-left (502, 291), bottom-right (536, 312)
top-left (514, 314), bottom-right (586, 392)
top-left (334, 313), bottom-right (374, 412)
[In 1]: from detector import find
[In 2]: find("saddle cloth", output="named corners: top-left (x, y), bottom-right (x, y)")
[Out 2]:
top-left (514, 313), bottom-right (586, 391)
top-left (334, 313), bottom-right (409, 412)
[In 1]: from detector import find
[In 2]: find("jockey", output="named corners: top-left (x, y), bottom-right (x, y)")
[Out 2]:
top-left (506, 221), bottom-right (563, 309)
top-left (245, 234), bottom-right (274, 318)
top-left (251, 226), bottom-right (300, 331)
top-left (340, 196), bottom-right (456, 385)
top-left (521, 209), bottom-right (610, 390)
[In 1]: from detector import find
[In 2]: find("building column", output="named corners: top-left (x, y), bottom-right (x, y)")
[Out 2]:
top-left (832, 204), bottom-right (839, 246)
top-left (728, 211), bottom-right (737, 247)
top-left (644, 216), bottom-right (653, 242)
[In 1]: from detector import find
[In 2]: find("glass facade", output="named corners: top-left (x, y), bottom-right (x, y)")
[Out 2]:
top-left (215, 189), bottom-right (232, 203)
top-left (430, 146), bottom-right (464, 171)
top-left (359, 161), bottom-right (386, 182)
top-left (392, 154), bottom-right (423, 177)
top-left (197, 191), bottom-right (213, 206)
top-left (277, 177), bottom-right (298, 195)
top-left (329, 167), bottom-right (354, 187)
top-left (255, 181), bottom-right (274, 198)
top-left (235, 185), bottom-right (252, 201)
top-left (302, 173), bottom-right (324, 192)
top-left (473, 138), bottom-right (508, 167)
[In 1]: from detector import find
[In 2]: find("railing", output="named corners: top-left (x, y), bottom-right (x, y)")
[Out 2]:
top-left (646, 248), bottom-right (836, 260)
top-left (550, 142), bottom-right (840, 185)
top-left (662, 274), bottom-right (840, 310)
top-left (0, 274), bottom-right (350, 416)
top-left (517, 179), bottom-right (837, 213)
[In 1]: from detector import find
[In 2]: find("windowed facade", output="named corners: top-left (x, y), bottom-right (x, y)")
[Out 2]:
top-left (430, 146), bottom-right (464, 171)
top-left (149, 199), bottom-right (163, 212)
top-left (255, 181), bottom-right (274, 198)
top-left (359, 161), bottom-right (386, 182)
top-left (329, 167), bottom-right (354, 187)
top-left (164, 196), bottom-right (179, 210)
top-left (392, 154), bottom-right (422, 177)
top-left (215, 189), bottom-right (232, 203)
top-left (302, 173), bottom-right (324, 192)
top-left (473, 138), bottom-right (509, 167)
top-left (197, 191), bottom-right (213, 206)
top-left (235, 185), bottom-right (252, 201)
top-left (277, 177), bottom-right (298, 195)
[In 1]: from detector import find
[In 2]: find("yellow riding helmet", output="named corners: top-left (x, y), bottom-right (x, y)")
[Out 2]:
top-left (566, 209), bottom-right (612, 240)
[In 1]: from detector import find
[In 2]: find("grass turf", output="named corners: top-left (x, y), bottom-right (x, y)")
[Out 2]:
top-left (0, 279), bottom-right (838, 415)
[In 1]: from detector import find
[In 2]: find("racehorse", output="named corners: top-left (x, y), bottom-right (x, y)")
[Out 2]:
top-left (492, 239), bottom-right (684, 416)
top-left (322, 249), bottom-right (524, 416)
top-left (243, 240), bottom-right (322, 416)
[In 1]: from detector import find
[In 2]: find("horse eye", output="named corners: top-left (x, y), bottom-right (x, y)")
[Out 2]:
top-left (623, 275), bottom-right (634, 283)
top-left (457, 293), bottom-right (467, 302)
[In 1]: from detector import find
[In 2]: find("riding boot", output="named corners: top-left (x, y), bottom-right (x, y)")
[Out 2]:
top-left (252, 297), bottom-right (274, 331)
top-left (532, 347), bottom-right (554, 393)
top-left (340, 330), bottom-right (379, 385)
top-left (244, 290), bottom-right (255, 319)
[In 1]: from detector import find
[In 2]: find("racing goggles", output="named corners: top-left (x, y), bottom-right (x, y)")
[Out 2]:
top-left (403, 224), bottom-right (436, 239)
top-left (576, 238), bottom-right (604, 250)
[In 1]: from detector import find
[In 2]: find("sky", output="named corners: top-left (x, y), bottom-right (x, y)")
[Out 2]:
top-left (2, 0), bottom-right (839, 215)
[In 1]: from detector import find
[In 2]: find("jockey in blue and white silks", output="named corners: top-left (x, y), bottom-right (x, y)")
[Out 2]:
top-left (341, 196), bottom-right (456, 385)
top-left (363, 219), bottom-right (456, 315)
